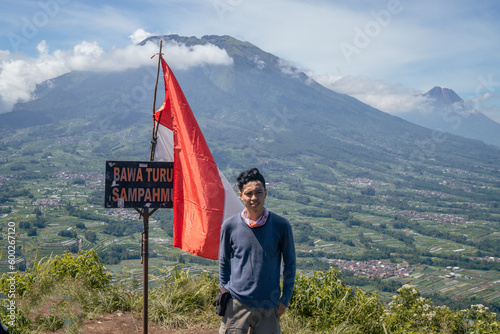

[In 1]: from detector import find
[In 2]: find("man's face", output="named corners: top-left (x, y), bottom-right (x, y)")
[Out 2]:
top-left (239, 180), bottom-right (267, 216)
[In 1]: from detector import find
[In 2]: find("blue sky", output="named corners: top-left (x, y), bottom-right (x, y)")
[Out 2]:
top-left (1, 0), bottom-right (500, 120)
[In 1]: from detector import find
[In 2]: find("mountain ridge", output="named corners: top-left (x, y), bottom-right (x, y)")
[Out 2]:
top-left (2, 35), bottom-right (500, 170)
top-left (397, 85), bottom-right (500, 146)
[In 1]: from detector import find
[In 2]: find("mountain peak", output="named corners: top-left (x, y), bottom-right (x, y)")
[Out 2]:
top-left (139, 34), bottom-right (277, 63)
top-left (425, 86), bottom-right (463, 105)
top-left (139, 34), bottom-right (311, 85)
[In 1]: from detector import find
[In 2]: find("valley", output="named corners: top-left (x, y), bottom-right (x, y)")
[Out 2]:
top-left (1, 115), bottom-right (499, 311)
top-left (1, 35), bottom-right (500, 314)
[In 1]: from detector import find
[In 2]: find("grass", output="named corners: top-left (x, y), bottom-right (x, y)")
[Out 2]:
top-left (0, 252), bottom-right (500, 333)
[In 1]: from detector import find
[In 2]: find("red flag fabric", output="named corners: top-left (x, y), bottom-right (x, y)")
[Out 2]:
top-left (153, 58), bottom-right (243, 259)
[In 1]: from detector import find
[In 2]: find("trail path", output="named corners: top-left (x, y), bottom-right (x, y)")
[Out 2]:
top-left (47, 311), bottom-right (218, 334)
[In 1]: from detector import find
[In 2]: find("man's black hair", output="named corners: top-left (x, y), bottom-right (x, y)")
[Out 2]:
top-left (237, 168), bottom-right (266, 191)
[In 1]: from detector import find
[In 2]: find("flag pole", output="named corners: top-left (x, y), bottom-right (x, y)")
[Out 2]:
top-left (150, 39), bottom-right (163, 162)
top-left (139, 39), bottom-right (164, 334)
top-left (135, 206), bottom-right (158, 334)
top-left (138, 207), bottom-right (150, 334)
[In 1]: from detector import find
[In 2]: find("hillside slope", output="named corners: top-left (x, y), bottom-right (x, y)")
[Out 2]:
top-left (1, 34), bottom-right (500, 311)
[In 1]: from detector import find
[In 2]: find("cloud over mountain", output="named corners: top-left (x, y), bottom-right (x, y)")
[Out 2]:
top-left (0, 29), bottom-right (233, 114)
top-left (313, 74), bottom-right (433, 115)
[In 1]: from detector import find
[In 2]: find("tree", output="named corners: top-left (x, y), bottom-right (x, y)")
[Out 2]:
top-left (360, 186), bottom-right (376, 196)
top-left (76, 222), bottom-right (86, 229)
top-left (19, 221), bottom-right (31, 230)
top-left (84, 231), bottom-right (97, 243)
top-left (68, 243), bottom-right (79, 253)
top-left (295, 194), bottom-right (311, 205)
top-left (59, 230), bottom-right (77, 238)
top-left (33, 215), bottom-right (47, 228)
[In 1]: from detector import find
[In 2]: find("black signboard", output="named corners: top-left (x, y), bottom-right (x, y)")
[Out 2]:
top-left (104, 160), bottom-right (174, 208)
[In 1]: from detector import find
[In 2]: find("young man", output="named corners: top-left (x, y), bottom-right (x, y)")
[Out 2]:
top-left (219, 168), bottom-right (296, 334)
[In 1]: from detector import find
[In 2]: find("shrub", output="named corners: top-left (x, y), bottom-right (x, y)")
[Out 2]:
top-left (459, 304), bottom-right (500, 334)
top-left (289, 268), bottom-right (384, 333)
top-left (36, 249), bottom-right (111, 290)
top-left (382, 284), bottom-right (500, 334)
top-left (148, 266), bottom-right (219, 328)
top-left (0, 250), bottom-right (115, 333)
top-left (1, 261), bottom-right (499, 334)
top-left (382, 284), bottom-right (461, 333)
top-left (58, 230), bottom-right (77, 238)
top-left (0, 250), bottom-right (111, 298)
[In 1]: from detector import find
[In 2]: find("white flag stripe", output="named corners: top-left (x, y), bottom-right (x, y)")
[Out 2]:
top-left (155, 123), bottom-right (244, 221)
top-left (155, 124), bottom-right (174, 162)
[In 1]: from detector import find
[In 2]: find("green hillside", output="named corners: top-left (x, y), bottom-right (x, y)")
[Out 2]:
top-left (1, 251), bottom-right (498, 333)
top-left (1, 35), bottom-right (500, 317)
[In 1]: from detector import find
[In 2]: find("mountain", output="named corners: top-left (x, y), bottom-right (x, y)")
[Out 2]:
top-left (1, 33), bottom-right (500, 240)
top-left (398, 86), bottom-right (500, 146)
top-left (425, 86), bottom-right (463, 106)
top-left (4, 36), bottom-right (499, 171)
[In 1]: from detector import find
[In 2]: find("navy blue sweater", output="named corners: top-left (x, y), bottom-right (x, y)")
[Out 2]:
top-left (219, 211), bottom-right (296, 308)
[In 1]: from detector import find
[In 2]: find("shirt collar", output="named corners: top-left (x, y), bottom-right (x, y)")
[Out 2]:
top-left (241, 207), bottom-right (269, 228)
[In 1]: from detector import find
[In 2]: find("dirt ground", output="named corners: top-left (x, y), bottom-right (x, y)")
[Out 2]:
top-left (48, 311), bottom-right (219, 334)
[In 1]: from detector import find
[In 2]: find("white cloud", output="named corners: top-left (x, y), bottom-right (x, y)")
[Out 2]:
top-left (1, 0), bottom-right (499, 116)
top-left (36, 40), bottom-right (49, 54)
top-left (277, 59), bottom-right (301, 78)
top-left (313, 74), bottom-right (433, 115)
top-left (251, 56), bottom-right (265, 70)
top-left (192, 0), bottom-right (500, 104)
top-left (470, 92), bottom-right (500, 106)
top-left (0, 50), bottom-right (11, 60)
top-left (129, 28), bottom-right (151, 44)
top-left (315, 74), bottom-right (500, 124)
top-left (468, 93), bottom-right (500, 123)
top-left (162, 40), bottom-right (233, 70)
top-left (0, 29), bottom-right (233, 113)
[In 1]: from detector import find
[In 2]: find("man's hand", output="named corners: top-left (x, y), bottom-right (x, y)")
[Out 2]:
top-left (278, 302), bottom-right (287, 317)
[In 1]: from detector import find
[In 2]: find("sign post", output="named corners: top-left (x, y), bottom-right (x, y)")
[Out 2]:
top-left (137, 207), bottom-right (152, 334)
top-left (104, 160), bottom-right (173, 334)
top-left (104, 161), bottom-right (174, 209)
top-left (103, 39), bottom-right (165, 334)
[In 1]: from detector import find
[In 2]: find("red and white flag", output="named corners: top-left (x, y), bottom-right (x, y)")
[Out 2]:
top-left (153, 57), bottom-right (243, 260)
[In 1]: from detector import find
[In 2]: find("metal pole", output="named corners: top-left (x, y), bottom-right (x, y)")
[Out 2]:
top-left (142, 208), bottom-right (149, 334)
